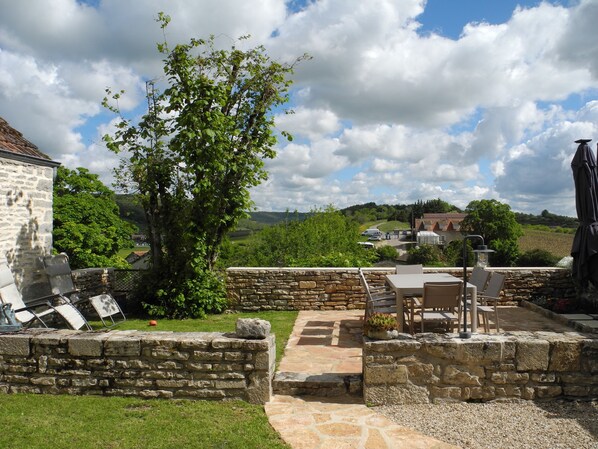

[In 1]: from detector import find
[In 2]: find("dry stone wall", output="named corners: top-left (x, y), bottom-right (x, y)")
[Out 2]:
top-left (225, 267), bottom-right (574, 311)
top-left (0, 329), bottom-right (275, 404)
top-left (0, 158), bottom-right (55, 300)
top-left (363, 331), bottom-right (598, 405)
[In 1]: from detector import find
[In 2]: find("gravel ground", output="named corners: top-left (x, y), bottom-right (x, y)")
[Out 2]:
top-left (375, 400), bottom-right (598, 449)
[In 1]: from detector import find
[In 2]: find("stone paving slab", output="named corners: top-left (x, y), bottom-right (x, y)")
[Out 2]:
top-left (266, 395), bottom-right (458, 449)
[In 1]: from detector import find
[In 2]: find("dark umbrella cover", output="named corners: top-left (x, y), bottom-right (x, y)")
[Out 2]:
top-left (571, 139), bottom-right (598, 286)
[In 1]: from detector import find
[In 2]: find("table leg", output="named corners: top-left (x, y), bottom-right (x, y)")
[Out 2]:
top-left (395, 288), bottom-right (404, 333)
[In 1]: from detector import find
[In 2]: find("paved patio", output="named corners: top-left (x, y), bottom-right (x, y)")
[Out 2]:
top-left (265, 306), bottom-right (576, 449)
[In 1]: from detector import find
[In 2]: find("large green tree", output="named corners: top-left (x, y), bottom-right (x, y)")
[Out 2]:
top-left (103, 14), bottom-right (306, 317)
top-left (224, 207), bottom-right (375, 268)
top-left (53, 167), bottom-right (136, 269)
top-left (460, 199), bottom-right (523, 266)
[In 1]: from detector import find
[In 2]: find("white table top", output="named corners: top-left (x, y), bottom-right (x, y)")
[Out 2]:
top-left (386, 273), bottom-right (471, 292)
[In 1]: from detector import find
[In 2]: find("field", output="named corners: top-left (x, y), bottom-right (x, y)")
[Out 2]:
top-left (518, 228), bottom-right (574, 259)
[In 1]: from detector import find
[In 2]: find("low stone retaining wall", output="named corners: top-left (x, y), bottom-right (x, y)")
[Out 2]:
top-left (363, 331), bottom-right (598, 405)
top-left (0, 329), bottom-right (275, 404)
top-left (225, 267), bottom-right (575, 311)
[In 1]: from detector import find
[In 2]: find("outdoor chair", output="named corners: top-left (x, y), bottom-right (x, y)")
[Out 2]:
top-left (476, 272), bottom-right (505, 333)
top-left (395, 264), bottom-right (423, 274)
top-left (468, 266), bottom-right (490, 292)
top-left (0, 260), bottom-right (91, 330)
top-left (411, 282), bottom-right (462, 333)
top-left (42, 254), bottom-right (126, 327)
top-left (358, 268), bottom-right (397, 322)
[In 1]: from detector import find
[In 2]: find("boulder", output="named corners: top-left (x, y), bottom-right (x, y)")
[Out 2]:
top-left (236, 318), bottom-right (271, 339)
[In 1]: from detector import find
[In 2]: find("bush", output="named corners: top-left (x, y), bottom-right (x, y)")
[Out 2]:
top-left (517, 249), bottom-right (559, 267)
top-left (376, 245), bottom-right (399, 262)
top-left (407, 244), bottom-right (442, 265)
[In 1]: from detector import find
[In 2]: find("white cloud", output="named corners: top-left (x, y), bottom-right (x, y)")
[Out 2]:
top-left (0, 0), bottom-right (598, 216)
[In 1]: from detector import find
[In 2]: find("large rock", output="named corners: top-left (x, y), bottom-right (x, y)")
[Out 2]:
top-left (236, 318), bottom-right (271, 339)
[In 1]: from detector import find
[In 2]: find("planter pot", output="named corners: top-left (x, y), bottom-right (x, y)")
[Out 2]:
top-left (366, 329), bottom-right (399, 340)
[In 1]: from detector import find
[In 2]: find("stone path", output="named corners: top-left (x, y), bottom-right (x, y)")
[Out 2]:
top-left (265, 307), bottom-right (572, 449)
top-left (266, 310), bottom-right (456, 449)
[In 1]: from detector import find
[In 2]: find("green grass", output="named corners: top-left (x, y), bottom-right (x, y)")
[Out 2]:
top-left (108, 311), bottom-right (298, 366)
top-left (0, 394), bottom-right (290, 449)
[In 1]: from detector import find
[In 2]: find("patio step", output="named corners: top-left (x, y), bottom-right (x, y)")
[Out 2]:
top-left (273, 371), bottom-right (363, 398)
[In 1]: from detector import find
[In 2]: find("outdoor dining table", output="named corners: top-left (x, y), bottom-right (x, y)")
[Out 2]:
top-left (385, 273), bottom-right (478, 333)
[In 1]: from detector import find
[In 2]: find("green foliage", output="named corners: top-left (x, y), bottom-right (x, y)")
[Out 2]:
top-left (221, 207), bottom-right (375, 267)
top-left (407, 244), bottom-right (443, 266)
top-left (517, 249), bottom-right (560, 267)
top-left (490, 238), bottom-right (520, 267)
top-left (461, 199), bottom-right (522, 266)
top-left (376, 245), bottom-right (399, 262)
top-left (103, 15), bottom-right (307, 317)
top-left (515, 209), bottom-right (578, 228)
top-left (53, 167), bottom-right (136, 269)
top-left (364, 312), bottom-right (397, 331)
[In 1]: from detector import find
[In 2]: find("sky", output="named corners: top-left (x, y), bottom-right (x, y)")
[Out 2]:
top-left (1, 0), bottom-right (597, 217)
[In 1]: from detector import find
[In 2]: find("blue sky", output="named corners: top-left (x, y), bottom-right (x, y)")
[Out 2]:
top-left (1, 0), bottom-right (597, 217)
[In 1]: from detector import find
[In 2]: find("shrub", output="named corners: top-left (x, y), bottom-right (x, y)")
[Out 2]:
top-left (376, 245), bottom-right (399, 262)
top-left (407, 244), bottom-right (442, 265)
top-left (517, 249), bottom-right (559, 267)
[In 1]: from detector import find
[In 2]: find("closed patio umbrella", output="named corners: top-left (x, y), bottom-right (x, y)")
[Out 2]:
top-left (571, 139), bottom-right (598, 286)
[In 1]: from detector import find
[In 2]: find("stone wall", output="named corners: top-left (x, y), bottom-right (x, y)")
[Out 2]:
top-left (225, 267), bottom-right (575, 311)
top-left (0, 328), bottom-right (275, 404)
top-left (0, 158), bottom-right (55, 300)
top-left (363, 332), bottom-right (598, 405)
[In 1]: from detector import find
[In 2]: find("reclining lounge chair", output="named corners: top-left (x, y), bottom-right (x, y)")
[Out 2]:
top-left (42, 254), bottom-right (126, 327)
top-left (0, 260), bottom-right (91, 330)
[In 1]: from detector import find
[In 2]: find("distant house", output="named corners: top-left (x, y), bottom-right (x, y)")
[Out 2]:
top-left (414, 213), bottom-right (467, 244)
top-left (0, 117), bottom-right (60, 299)
top-left (125, 250), bottom-right (150, 270)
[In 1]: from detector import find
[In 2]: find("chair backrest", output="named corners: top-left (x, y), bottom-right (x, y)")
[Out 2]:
top-left (0, 262), bottom-right (35, 323)
top-left (483, 272), bottom-right (505, 299)
top-left (358, 268), bottom-right (373, 301)
top-left (422, 282), bottom-right (462, 310)
top-left (396, 264), bottom-right (423, 274)
top-left (42, 254), bottom-right (76, 295)
top-left (468, 266), bottom-right (490, 291)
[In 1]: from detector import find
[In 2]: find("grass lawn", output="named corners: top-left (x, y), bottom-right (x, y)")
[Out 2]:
top-left (108, 310), bottom-right (298, 366)
top-left (0, 311), bottom-right (299, 449)
top-left (0, 394), bottom-right (290, 449)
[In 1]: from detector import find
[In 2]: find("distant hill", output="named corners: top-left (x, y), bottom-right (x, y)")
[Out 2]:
top-left (114, 194), bottom-right (309, 234)
top-left (514, 210), bottom-right (578, 228)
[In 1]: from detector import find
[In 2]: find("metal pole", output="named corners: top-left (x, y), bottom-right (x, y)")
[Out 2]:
top-left (460, 234), bottom-right (484, 339)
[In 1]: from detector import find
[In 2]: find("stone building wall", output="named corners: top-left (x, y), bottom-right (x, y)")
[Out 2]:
top-left (0, 329), bottom-right (275, 404)
top-left (0, 157), bottom-right (55, 300)
top-left (225, 267), bottom-right (575, 311)
top-left (363, 332), bottom-right (598, 405)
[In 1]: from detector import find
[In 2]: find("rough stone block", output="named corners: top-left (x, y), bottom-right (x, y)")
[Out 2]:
top-left (549, 341), bottom-right (581, 371)
top-left (68, 334), bottom-right (106, 357)
top-left (364, 364), bottom-right (408, 385)
top-left (516, 339), bottom-right (549, 371)
top-left (0, 334), bottom-right (30, 356)
top-left (104, 336), bottom-right (141, 357)
top-left (443, 365), bottom-right (484, 386)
